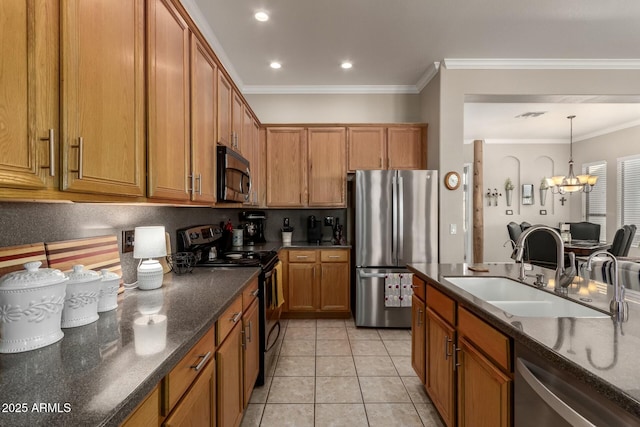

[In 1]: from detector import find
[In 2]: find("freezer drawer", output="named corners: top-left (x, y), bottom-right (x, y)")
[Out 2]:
top-left (355, 268), bottom-right (412, 328)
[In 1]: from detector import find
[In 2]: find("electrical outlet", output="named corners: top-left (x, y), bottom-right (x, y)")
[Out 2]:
top-left (122, 230), bottom-right (135, 253)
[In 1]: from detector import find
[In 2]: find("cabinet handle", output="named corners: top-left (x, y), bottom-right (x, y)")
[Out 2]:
top-left (417, 309), bottom-right (423, 326)
top-left (328, 255), bottom-right (341, 259)
top-left (296, 255), bottom-right (308, 259)
top-left (454, 346), bottom-right (462, 370)
top-left (247, 320), bottom-right (252, 342)
top-left (188, 174), bottom-right (194, 194)
top-left (379, 157), bottom-right (382, 168)
top-left (241, 330), bottom-right (246, 349)
top-left (444, 335), bottom-right (453, 360)
top-left (40, 129), bottom-right (55, 176)
top-left (231, 312), bottom-right (242, 323)
top-left (251, 288), bottom-right (260, 297)
top-left (190, 351), bottom-right (212, 372)
top-left (196, 173), bottom-right (202, 195)
top-left (71, 137), bottom-right (84, 179)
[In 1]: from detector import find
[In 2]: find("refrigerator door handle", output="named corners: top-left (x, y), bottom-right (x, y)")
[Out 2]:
top-left (397, 175), bottom-right (404, 263)
top-left (358, 270), bottom-right (388, 279)
top-left (392, 175), bottom-right (398, 265)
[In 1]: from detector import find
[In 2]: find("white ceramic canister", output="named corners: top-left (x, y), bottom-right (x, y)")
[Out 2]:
top-left (98, 269), bottom-right (120, 312)
top-left (232, 228), bottom-right (244, 246)
top-left (61, 265), bottom-right (101, 328)
top-left (0, 261), bottom-right (68, 353)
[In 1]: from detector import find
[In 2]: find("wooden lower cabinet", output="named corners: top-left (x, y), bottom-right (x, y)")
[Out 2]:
top-left (457, 336), bottom-right (511, 427)
top-left (216, 319), bottom-right (244, 427)
top-left (284, 249), bottom-right (350, 315)
top-left (411, 295), bottom-right (426, 383)
top-left (163, 361), bottom-right (215, 427)
top-left (243, 299), bottom-right (260, 407)
top-left (121, 386), bottom-right (160, 427)
top-left (426, 307), bottom-right (456, 427)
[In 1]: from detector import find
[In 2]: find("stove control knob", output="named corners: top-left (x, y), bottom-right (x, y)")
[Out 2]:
top-left (190, 232), bottom-right (199, 240)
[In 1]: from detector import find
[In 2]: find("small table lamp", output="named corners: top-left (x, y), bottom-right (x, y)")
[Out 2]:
top-left (134, 226), bottom-right (167, 290)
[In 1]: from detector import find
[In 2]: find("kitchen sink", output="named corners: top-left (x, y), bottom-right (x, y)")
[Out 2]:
top-left (443, 276), bottom-right (609, 318)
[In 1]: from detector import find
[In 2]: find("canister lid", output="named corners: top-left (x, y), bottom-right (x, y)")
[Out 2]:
top-left (0, 261), bottom-right (68, 289)
top-left (100, 269), bottom-right (121, 281)
top-left (65, 265), bottom-right (100, 284)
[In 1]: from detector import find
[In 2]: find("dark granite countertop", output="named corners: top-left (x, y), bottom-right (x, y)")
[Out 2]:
top-left (407, 262), bottom-right (640, 418)
top-left (228, 241), bottom-right (351, 252)
top-left (0, 267), bottom-right (260, 427)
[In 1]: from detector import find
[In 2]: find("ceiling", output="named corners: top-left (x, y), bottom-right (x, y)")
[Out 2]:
top-left (184, 0), bottom-right (640, 93)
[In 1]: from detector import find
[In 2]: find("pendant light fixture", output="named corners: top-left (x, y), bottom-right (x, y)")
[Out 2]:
top-left (546, 115), bottom-right (598, 194)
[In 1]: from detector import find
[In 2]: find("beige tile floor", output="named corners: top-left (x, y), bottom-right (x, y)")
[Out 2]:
top-left (240, 318), bottom-right (444, 427)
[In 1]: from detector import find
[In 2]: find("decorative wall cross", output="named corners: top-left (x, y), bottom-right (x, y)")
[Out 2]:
top-left (559, 196), bottom-right (567, 206)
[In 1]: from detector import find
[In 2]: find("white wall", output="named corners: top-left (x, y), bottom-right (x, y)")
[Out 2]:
top-left (244, 93), bottom-right (422, 123)
top-left (434, 67), bottom-right (640, 263)
top-left (574, 125), bottom-right (640, 257)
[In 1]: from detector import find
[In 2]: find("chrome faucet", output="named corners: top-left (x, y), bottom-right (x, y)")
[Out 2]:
top-left (513, 225), bottom-right (576, 293)
top-left (586, 250), bottom-right (628, 321)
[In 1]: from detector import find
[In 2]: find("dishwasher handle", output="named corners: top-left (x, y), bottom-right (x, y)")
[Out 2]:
top-left (516, 358), bottom-right (596, 427)
top-left (358, 271), bottom-right (389, 279)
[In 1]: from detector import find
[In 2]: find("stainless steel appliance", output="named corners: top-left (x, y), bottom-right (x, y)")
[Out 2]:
top-left (307, 215), bottom-right (322, 243)
top-left (217, 145), bottom-right (251, 203)
top-left (177, 225), bottom-right (280, 386)
top-left (240, 210), bottom-right (267, 245)
top-left (354, 170), bottom-right (438, 327)
top-left (515, 343), bottom-right (637, 426)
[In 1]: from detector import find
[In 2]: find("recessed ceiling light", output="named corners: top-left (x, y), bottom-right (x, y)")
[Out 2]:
top-left (254, 11), bottom-right (269, 22)
top-left (341, 62), bottom-right (353, 69)
top-left (270, 62), bottom-right (281, 69)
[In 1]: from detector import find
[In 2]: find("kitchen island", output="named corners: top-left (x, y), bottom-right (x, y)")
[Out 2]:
top-left (408, 262), bottom-right (640, 423)
top-left (0, 267), bottom-right (260, 427)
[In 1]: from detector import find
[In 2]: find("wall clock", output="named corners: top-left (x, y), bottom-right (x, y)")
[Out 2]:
top-left (444, 171), bottom-right (460, 190)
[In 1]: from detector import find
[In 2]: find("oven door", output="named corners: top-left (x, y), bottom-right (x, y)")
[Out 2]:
top-left (217, 146), bottom-right (251, 203)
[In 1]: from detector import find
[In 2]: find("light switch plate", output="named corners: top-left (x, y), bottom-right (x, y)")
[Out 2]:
top-left (450, 224), bottom-right (457, 235)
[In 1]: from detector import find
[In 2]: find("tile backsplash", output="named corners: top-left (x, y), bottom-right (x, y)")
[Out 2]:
top-left (0, 202), bottom-right (345, 282)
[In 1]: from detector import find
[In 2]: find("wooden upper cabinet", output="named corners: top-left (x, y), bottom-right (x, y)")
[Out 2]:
top-left (190, 33), bottom-right (217, 203)
top-left (0, 1), bottom-right (58, 191)
top-left (307, 127), bottom-right (347, 207)
top-left (242, 108), bottom-right (258, 205)
top-left (61, 0), bottom-right (146, 196)
top-left (387, 127), bottom-right (424, 170)
top-left (231, 90), bottom-right (243, 153)
top-left (147, 0), bottom-right (190, 201)
top-left (347, 127), bottom-right (386, 171)
top-left (265, 128), bottom-right (307, 207)
top-left (251, 119), bottom-right (262, 206)
top-left (217, 72), bottom-right (233, 148)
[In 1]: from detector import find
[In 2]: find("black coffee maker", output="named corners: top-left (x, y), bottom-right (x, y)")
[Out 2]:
top-left (307, 215), bottom-right (322, 243)
top-left (240, 211), bottom-right (267, 245)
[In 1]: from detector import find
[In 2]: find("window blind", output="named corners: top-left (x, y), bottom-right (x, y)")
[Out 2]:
top-left (617, 155), bottom-right (640, 246)
top-left (583, 161), bottom-right (607, 242)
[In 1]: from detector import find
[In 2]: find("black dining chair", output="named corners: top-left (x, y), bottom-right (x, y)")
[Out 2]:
top-left (569, 222), bottom-right (601, 242)
top-left (622, 224), bottom-right (637, 256)
top-left (609, 227), bottom-right (632, 257)
top-left (507, 222), bottom-right (522, 247)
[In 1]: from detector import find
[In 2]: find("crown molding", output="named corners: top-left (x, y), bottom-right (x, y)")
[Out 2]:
top-left (574, 118), bottom-right (640, 142)
top-left (415, 62), bottom-right (441, 92)
top-left (180, 0), bottom-right (244, 88)
top-left (242, 85), bottom-right (421, 95)
top-left (444, 58), bottom-right (640, 70)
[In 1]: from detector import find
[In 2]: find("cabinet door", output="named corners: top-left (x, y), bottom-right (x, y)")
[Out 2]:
top-left (217, 72), bottom-right (233, 147)
top-left (216, 320), bottom-right (243, 427)
top-left (232, 91), bottom-right (243, 153)
top-left (190, 34), bottom-right (217, 203)
top-left (426, 307), bottom-right (456, 427)
top-left (242, 108), bottom-right (256, 205)
top-left (411, 295), bottom-right (426, 383)
top-left (319, 262), bottom-right (350, 312)
top-left (251, 118), bottom-right (262, 206)
top-left (387, 127), bottom-right (424, 170)
top-left (147, 0), bottom-right (190, 200)
top-left (243, 299), bottom-right (260, 407)
top-left (122, 386), bottom-right (160, 427)
top-left (265, 128), bottom-right (307, 207)
top-left (287, 263), bottom-right (317, 311)
top-left (457, 336), bottom-right (511, 427)
top-left (307, 127), bottom-right (346, 207)
top-left (61, 0), bottom-right (145, 196)
top-left (347, 127), bottom-right (386, 171)
top-left (0, 0), bottom-right (58, 190)
top-left (163, 361), bottom-right (215, 427)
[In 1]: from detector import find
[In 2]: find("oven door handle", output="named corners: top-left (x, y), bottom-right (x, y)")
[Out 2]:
top-left (516, 358), bottom-right (595, 427)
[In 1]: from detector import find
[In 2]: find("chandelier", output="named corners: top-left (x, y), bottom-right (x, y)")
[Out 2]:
top-left (546, 115), bottom-right (598, 194)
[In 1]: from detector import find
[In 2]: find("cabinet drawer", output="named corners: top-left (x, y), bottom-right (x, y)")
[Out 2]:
top-left (288, 250), bottom-right (317, 263)
top-left (458, 307), bottom-right (512, 373)
top-left (216, 296), bottom-right (243, 346)
top-left (122, 386), bottom-right (159, 427)
top-left (426, 284), bottom-right (455, 325)
top-left (412, 275), bottom-right (426, 302)
top-left (320, 250), bottom-right (348, 262)
top-left (163, 326), bottom-right (215, 414)
top-left (243, 276), bottom-right (259, 311)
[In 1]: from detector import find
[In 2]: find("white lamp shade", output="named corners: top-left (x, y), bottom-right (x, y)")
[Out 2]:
top-left (134, 226), bottom-right (167, 259)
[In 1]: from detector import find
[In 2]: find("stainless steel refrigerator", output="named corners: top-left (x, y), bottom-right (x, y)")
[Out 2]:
top-left (354, 170), bottom-right (438, 327)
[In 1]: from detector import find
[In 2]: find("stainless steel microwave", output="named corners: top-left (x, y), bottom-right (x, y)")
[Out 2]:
top-left (217, 145), bottom-right (251, 203)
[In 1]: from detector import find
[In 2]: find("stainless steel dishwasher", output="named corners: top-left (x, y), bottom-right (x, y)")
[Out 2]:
top-left (515, 343), bottom-right (639, 426)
